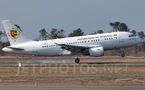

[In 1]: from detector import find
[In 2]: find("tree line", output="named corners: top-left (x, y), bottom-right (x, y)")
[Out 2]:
top-left (39, 21), bottom-right (145, 39)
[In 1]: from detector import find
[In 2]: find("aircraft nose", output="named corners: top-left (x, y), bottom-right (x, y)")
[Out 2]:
top-left (137, 36), bottom-right (142, 43)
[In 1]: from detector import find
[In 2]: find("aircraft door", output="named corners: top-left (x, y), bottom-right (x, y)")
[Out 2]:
top-left (119, 34), bottom-right (125, 43)
top-left (32, 43), bottom-right (38, 54)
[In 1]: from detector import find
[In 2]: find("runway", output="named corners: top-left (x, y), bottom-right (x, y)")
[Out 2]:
top-left (0, 57), bottom-right (145, 86)
top-left (0, 60), bottom-right (145, 67)
top-left (0, 86), bottom-right (145, 90)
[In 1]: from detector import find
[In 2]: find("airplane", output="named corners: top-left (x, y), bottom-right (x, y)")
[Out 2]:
top-left (2, 20), bottom-right (142, 63)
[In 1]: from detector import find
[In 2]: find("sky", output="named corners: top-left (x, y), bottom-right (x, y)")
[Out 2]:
top-left (0, 0), bottom-right (145, 40)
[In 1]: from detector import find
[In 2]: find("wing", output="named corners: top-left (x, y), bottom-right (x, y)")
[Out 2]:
top-left (55, 43), bottom-right (101, 54)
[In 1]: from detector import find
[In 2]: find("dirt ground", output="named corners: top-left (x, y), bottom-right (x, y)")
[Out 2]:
top-left (0, 55), bottom-right (145, 86)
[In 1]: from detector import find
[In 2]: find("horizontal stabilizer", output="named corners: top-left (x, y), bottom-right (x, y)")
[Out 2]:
top-left (7, 46), bottom-right (24, 51)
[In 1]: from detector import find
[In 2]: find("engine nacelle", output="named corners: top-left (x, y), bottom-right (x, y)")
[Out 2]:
top-left (89, 47), bottom-right (104, 57)
top-left (59, 50), bottom-right (71, 56)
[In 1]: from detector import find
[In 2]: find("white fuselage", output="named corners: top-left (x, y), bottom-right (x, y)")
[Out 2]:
top-left (3, 32), bottom-right (142, 56)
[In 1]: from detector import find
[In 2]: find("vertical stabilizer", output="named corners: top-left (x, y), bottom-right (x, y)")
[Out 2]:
top-left (2, 20), bottom-right (32, 46)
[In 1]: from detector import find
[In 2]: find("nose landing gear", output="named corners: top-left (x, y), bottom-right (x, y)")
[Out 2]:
top-left (117, 49), bottom-right (125, 58)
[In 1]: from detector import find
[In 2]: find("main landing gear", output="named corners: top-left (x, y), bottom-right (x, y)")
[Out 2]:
top-left (75, 58), bottom-right (80, 63)
top-left (121, 53), bottom-right (125, 58)
top-left (74, 52), bottom-right (80, 63)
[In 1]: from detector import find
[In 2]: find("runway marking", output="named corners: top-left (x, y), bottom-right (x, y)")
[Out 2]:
top-left (0, 86), bottom-right (145, 90)
top-left (0, 60), bottom-right (145, 67)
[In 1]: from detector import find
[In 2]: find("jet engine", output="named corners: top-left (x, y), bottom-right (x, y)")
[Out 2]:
top-left (60, 50), bottom-right (71, 55)
top-left (89, 47), bottom-right (104, 57)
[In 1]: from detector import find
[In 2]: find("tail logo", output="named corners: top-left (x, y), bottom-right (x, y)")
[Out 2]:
top-left (8, 29), bottom-right (20, 42)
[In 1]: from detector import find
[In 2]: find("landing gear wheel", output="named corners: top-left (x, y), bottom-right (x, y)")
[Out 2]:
top-left (75, 58), bottom-right (80, 63)
top-left (121, 54), bottom-right (125, 58)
